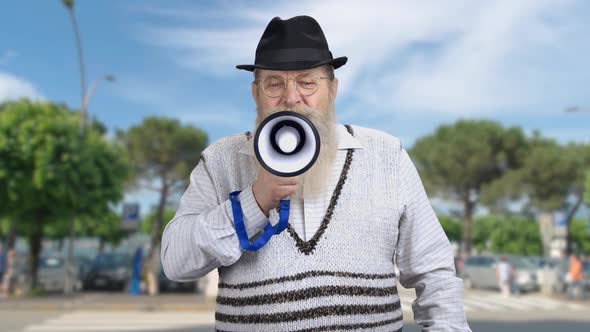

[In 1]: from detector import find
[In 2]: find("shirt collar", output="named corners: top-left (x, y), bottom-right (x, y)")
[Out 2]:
top-left (238, 123), bottom-right (363, 156)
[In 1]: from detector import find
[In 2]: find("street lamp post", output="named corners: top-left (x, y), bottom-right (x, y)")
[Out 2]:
top-left (84, 75), bottom-right (116, 113)
top-left (63, 75), bottom-right (115, 295)
top-left (62, 0), bottom-right (86, 133)
top-left (62, 0), bottom-right (115, 295)
top-left (565, 106), bottom-right (590, 113)
top-left (562, 106), bottom-right (589, 257)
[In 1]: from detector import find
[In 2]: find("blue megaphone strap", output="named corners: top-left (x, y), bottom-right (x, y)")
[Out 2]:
top-left (229, 191), bottom-right (290, 251)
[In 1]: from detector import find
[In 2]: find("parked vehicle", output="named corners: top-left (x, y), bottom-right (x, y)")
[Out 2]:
top-left (83, 253), bottom-right (132, 291)
top-left (76, 255), bottom-right (94, 281)
top-left (524, 256), bottom-right (564, 289)
top-left (526, 256), bottom-right (547, 268)
top-left (38, 255), bottom-right (82, 292)
top-left (158, 269), bottom-right (199, 293)
top-left (461, 254), bottom-right (539, 293)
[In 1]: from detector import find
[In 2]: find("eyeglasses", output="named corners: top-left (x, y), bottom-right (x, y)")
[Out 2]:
top-left (254, 73), bottom-right (331, 98)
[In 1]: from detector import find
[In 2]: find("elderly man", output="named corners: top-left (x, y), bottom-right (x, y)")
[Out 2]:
top-left (161, 15), bottom-right (470, 331)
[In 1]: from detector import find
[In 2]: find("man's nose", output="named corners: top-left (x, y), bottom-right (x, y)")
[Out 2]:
top-left (282, 80), bottom-right (302, 107)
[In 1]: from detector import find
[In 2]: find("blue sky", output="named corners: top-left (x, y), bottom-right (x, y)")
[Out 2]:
top-left (1, 0), bottom-right (589, 216)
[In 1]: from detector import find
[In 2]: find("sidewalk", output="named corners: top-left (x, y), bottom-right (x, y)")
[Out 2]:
top-left (0, 292), bottom-right (216, 312)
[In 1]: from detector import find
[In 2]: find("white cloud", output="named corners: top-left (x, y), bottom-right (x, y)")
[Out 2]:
top-left (0, 72), bottom-right (43, 102)
top-left (134, 0), bottom-right (589, 117)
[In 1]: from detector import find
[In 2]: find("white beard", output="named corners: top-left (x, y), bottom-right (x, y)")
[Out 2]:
top-left (254, 103), bottom-right (338, 200)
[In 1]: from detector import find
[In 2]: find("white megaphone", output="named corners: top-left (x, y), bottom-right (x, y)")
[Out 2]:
top-left (231, 111), bottom-right (320, 251)
top-left (254, 111), bottom-right (321, 177)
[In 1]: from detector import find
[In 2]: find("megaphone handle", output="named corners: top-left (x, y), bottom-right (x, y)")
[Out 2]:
top-left (273, 199), bottom-right (290, 234)
top-left (229, 191), bottom-right (289, 251)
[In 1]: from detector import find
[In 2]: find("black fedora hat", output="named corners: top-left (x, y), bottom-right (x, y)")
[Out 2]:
top-left (236, 16), bottom-right (347, 72)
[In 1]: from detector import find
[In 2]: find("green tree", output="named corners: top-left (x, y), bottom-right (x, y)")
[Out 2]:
top-left (483, 134), bottom-right (590, 255)
top-left (117, 117), bottom-right (207, 295)
top-left (438, 215), bottom-right (463, 243)
top-left (471, 215), bottom-right (500, 253)
top-left (44, 211), bottom-right (125, 253)
top-left (470, 215), bottom-right (543, 255)
top-left (488, 217), bottom-right (542, 255)
top-left (0, 99), bottom-right (130, 290)
top-left (585, 170), bottom-right (590, 204)
top-left (410, 120), bottom-right (527, 255)
top-left (571, 218), bottom-right (590, 254)
top-left (140, 208), bottom-right (176, 240)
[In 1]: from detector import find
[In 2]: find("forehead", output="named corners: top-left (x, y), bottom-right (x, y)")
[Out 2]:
top-left (258, 67), bottom-right (326, 77)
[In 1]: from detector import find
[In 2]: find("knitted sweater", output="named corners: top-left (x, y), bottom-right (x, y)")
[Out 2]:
top-left (161, 124), bottom-right (470, 332)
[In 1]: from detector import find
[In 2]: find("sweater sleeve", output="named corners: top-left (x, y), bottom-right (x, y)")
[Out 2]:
top-left (160, 158), bottom-right (269, 281)
top-left (395, 148), bottom-right (471, 331)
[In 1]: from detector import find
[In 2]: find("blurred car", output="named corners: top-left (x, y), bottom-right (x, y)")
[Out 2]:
top-left (461, 254), bottom-right (539, 293)
top-left (76, 255), bottom-right (94, 281)
top-left (38, 255), bottom-right (82, 292)
top-left (525, 256), bottom-right (564, 289)
top-left (158, 269), bottom-right (199, 293)
top-left (83, 253), bottom-right (131, 291)
top-left (526, 256), bottom-right (546, 268)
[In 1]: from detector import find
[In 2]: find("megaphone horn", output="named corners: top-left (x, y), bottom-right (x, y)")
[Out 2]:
top-left (254, 111), bottom-right (320, 177)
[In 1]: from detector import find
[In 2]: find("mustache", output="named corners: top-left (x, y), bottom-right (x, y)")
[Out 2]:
top-left (254, 104), bottom-right (337, 198)
top-left (255, 104), bottom-right (334, 140)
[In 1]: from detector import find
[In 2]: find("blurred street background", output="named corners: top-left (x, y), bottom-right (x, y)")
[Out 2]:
top-left (1, 0), bottom-right (590, 331)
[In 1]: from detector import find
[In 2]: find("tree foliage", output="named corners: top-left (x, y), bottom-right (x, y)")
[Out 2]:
top-left (410, 120), bottom-right (527, 254)
top-left (438, 215), bottom-right (463, 243)
top-left (467, 215), bottom-right (542, 255)
top-left (585, 170), bottom-right (590, 205)
top-left (0, 99), bottom-right (130, 288)
top-left (482, 133), bottom-right (590, 254)
top-left (487, 217), bottom-right (542, 255)
top-left (140, 208), bottom-right (176, 240)
top-left (117, 116), bottom-right (207, 294)
top-left (571, 218), bottom-right (590, 254)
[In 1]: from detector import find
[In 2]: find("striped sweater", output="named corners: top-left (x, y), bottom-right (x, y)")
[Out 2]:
top-left (161, 124), bottom-right (471, 331)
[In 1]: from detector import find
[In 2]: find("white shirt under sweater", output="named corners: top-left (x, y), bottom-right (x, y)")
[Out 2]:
top-left (161, 124), bottom-right (471, 332)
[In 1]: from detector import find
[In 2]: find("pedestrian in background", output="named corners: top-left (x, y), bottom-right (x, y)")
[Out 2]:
top-left (566, 253), bottom-right (586, 301)
top-left (129, 246), bottom-right (143, 295)
top-left (497, 256), bottom-right (513, 297)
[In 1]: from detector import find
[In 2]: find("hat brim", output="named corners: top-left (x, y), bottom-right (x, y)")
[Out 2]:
top-left (236, 56), bottom-right (347, 72)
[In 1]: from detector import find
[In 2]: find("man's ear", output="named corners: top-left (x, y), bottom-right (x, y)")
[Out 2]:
top-left (330, 78), bottom-right (339, 99)
top-left (252, 82), bottom-right (258, 100)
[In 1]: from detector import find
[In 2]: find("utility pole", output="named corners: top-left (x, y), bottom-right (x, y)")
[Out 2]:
top-left (563, 106), bottom-right (589, 256)
top-left (62, 0), bottom-right (115, 294)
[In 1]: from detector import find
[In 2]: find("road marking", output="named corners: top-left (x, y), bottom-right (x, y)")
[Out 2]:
top-left (23, 311), bottom-right (215, 332)
top-left (462, 298), bottom-right (503, 311)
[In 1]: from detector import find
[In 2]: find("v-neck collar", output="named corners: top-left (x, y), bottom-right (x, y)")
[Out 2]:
top-left (285, 124), bottom-right (355, 255)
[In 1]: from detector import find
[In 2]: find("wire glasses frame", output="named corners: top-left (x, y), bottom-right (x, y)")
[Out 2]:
top-left (254, 73), bottom-right (331, 98)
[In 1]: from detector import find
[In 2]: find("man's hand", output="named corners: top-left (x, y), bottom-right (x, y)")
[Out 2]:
top-left (252, 168), bottom-right (298, 217)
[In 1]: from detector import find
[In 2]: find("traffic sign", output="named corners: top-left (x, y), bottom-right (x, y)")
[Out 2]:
top-left (121, 203), bottom-right (140, 231)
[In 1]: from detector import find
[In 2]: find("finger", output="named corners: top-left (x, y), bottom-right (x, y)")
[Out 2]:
top-left (274, 185), bottom-right (298, 198)
top-left (276, 176), bottom-right (299, 186)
